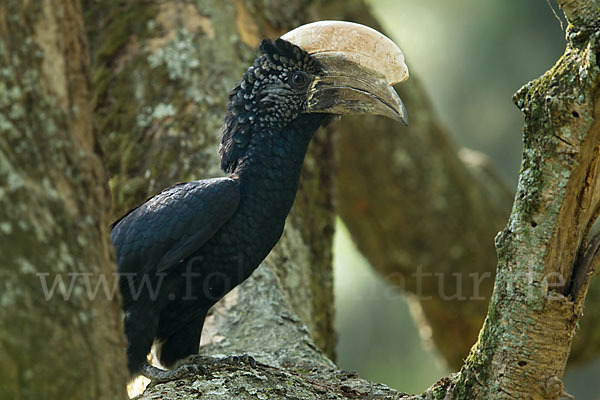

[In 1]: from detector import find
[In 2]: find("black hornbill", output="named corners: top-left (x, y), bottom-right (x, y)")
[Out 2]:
top-left (111, 21), bottom-right (409, 381)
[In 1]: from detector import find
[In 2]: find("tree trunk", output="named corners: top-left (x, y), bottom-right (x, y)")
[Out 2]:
top-left (0, 0), bottom-right (128, 398)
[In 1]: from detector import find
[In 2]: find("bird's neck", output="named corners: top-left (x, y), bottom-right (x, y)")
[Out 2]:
top-left (230, 114), bottom-right (330, 229)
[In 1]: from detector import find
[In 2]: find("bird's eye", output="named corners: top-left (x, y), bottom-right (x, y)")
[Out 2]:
top-left (289, 71), bottom-right (309, 89)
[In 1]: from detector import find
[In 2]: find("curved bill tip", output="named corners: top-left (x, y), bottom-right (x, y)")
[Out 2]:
top-left (396, 95), bottom-right (409, 126)
top-left (380, 84), bottom-right (408, 125)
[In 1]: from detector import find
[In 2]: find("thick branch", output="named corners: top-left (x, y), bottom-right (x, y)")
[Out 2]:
top-left (137, 261), bottom-right (417, 400)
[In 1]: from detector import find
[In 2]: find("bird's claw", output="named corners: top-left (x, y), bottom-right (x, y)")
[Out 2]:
top-left (143, 361), bottom-right (203, 387)
top-left (181, 362), bottom-right (207, 375)
top-left (184, 353), bottom-right (257, 369)
top-left (144, 354), bottom-right (256, 386)
top-left (220, 354), bottom-right (257, 368)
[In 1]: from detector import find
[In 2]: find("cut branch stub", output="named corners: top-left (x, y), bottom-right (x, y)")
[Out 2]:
top-left (557, 0), bottom-right (600, 28)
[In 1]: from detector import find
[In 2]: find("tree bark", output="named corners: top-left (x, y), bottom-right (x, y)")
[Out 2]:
top-left (0, 0), bottom-right (128, 398)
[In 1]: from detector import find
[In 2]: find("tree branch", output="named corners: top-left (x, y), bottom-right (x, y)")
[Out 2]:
top-left (569, 230), bottom-right (600, 303)
top-left (135, 250), bottom-right (418, 399)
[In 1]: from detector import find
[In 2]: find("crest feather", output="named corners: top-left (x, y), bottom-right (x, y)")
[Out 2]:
top-left (219, 39), bottom-right (320, 173)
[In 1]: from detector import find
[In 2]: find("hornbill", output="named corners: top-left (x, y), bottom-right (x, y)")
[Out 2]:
top-left (111, 20), bottom-right (409, 381)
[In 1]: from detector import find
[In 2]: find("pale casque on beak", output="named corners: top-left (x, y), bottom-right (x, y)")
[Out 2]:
top-left (282, 20), bottom-right (409, 125)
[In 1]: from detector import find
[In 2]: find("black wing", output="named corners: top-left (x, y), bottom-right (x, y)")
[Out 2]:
top-left (111, 177), bottom-right (240, 278)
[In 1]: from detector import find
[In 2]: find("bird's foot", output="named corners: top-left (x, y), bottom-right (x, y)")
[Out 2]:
top-left (142, 361), bottom-right (205, 386)
top-left (183, 353), bottom-right (257, 368)
top-left (142, 354), bottom-right (257, 385)
top-left (219, 354), bottom-right (257, 368)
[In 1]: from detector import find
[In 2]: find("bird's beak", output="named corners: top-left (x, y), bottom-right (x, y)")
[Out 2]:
top-left (281, 20), bottom-right (409, 125)
top-left (305, 58), bottom-right (408, 125)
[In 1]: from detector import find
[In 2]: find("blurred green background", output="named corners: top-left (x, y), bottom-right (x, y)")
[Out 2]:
top-left (333, 1), bottom-right (600, 399)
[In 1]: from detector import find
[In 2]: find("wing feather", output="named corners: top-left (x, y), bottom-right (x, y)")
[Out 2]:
top-left (111, 178), bottom-right (240, 282)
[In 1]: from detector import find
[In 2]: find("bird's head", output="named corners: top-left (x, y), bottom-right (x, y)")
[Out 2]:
top-left (220, 21), bottom-right (409, 173)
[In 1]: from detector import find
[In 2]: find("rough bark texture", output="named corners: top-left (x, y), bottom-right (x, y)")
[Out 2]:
top-left (135, 261), bottom-right (412, 399)
top-left (0, 0), bottom-right (127, 398)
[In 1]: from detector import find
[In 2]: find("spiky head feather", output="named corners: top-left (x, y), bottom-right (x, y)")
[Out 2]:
top-left (219, 39), bottom-right (322, 173)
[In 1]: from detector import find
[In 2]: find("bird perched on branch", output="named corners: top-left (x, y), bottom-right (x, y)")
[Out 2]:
top-left (111, 20), bottom-right (409, 381)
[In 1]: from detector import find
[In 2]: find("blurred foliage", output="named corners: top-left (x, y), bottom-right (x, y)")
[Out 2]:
top-left (334, 1), bottom-right (599, 399)
top-left (371, 0), bottom-right (565, 185)
top-left (334, 221), bottom-right (447, 394)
